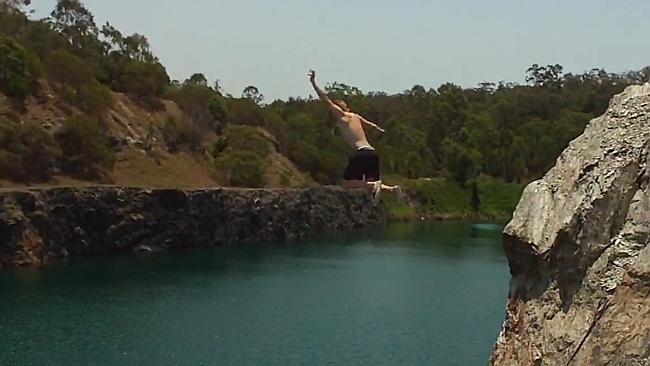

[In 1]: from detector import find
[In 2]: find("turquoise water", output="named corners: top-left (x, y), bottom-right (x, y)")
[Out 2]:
top-left (0, 222), bottom-right (509, 366)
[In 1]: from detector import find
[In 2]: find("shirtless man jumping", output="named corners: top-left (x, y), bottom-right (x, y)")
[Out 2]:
top-left (308, 70), bottom-right (398, 198)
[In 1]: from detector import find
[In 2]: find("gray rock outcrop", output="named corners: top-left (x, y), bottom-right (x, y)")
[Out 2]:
top-left (0, 187), bottom-right (382, 269)
top-left (491, 84), bottom-right (650, 365)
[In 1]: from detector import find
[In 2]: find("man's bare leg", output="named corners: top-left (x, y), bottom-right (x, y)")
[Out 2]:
top-left (380, 183), bottom-right (398, 192)
top-left (343, 180), bottom-right (401, 202)
top-left (342, 180), bottom-right (399, 191)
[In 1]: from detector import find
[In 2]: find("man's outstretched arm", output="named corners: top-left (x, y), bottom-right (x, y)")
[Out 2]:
top-left (308, 70), bottom-right (344, 117)
top-left (359, 115), bottom-right (386, 133)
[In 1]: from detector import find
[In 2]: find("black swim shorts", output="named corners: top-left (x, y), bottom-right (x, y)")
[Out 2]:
top-left (343, 148), bottom-right (380, 181)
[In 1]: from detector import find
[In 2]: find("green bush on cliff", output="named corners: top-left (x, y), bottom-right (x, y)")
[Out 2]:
top-left (162, 116), bottom-right (203, 153)
top-left (211, 136), bottom-right (228, 158)
top-left (208, 95), bottom-right (228, 122)
top-left (212, 125), bottom-right (270, 187)
top-left (112, 60), bottom-right (169, 109)
top-left (0, 122), bottom-right (61, 182)
top-left (0, 36), bottom-right (41, 101)
top-left (217, 125), bottom-right (270, 158)
top-left (56, 116), bottom-right (115, 180)
top-left (45, 50), bottom-right (113, 114)
top-left (215, 150), bottom-right (266, 188)
top-left (0, 150), bottom-right (20, 180)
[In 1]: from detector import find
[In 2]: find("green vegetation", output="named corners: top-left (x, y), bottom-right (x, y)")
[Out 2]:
top-left (215, 150), bottom-right (265, 188)
top-left (0, 1), bottom-right (648, 221)
top-left (406, 179), bottom-right (474, 218)
top-left (382, 194), bottom-right (418, 222)
top-left (56, 116), bottom-right (115, 180)
top-left (383, 177), bottom-right (525, 221)
top-left (0, 116), bottom-right (115, 183)
top-left (476, 178), bottom-right (526, 219)
top-left (0, 121), bottom-right (60, 182)
top-left (213, 125), bottom-right (270, 187)
top-left (0, 35), bottom-right (41, 101)
top-left (162, 116), bottom-right (203, 153)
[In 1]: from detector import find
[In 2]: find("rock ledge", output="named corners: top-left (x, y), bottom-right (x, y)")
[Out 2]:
top-left (491, 83), bottom-right (650, 365)
top-left (0, 186), bottom-right (382, 269)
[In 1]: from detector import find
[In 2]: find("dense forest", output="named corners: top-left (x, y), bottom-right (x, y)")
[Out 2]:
top-left (1, 0), bottom-right (649, 190)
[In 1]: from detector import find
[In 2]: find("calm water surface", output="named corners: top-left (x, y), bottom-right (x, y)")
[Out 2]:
top-left (0, 222), bottom-right (509, 366)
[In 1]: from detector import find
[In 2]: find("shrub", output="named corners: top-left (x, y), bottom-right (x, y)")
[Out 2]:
top-left (78, 81), bottom-right (114, 114)
top-left (215, 150), bottom-right (265, 188)
top-left (0, 122), bottom-right (61, 182)
top-left (210, 125), bottom-right (270, 187)
top-left (0, 149), bottom-right (21, 180)
top-left (45, 49), bottom-right (113, 114)
top-left (162, 117), bottom-right (203, 153)
top-left (0, 36), bottom-right (41, 100)
top-left (45, 49), bottom-right (94, 88)
top-left (211, 136), bottom-right (228, 158)
top-left (208, 95), bottom-right (228, 122)
top-left (113, 60), bottom-right (169, 109)
top-left (226, 98), bottom-right (266, 126)
top-left (221, 125), bottom-right (270, 157)
top-left (55, 116), bottom-right (115, 179)
top-left (168, 82), bottom-right (222, 131)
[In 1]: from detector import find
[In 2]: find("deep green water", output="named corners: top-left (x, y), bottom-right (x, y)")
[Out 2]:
top-left (0, 222), bottom-right (509, 366)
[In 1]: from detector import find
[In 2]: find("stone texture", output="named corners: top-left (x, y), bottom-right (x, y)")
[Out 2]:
top-left (0, 186), bottom-right (383, 269)
top-left (491, 83), bottom-right (650, 365)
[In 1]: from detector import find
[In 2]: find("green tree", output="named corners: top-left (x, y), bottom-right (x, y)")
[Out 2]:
top-left (162, 116), bottom-right (203, 153)
top-left (187, 73), bottom-right (208, 86)
top-left (0, 36), bottom-right (41, 100)
top-left (208, 95), bottom-right (228, 122)
top-left (0, 0), bottom-right (31, 13)
top-left (0, 121), bottom-right (60, 182)
top-left (441, 138), bottom-right (482, 184)
top-left (55, 116), bottom-right (115, 179)
top-left (45, 49), bottom-right (113, 113)
top-left (219, 125), bottom-right (269, 157)
top-left (242, 85), bottom-right (264, 104)
top-left (50, 0), bottom-right (98, 50)
top-left (215, 150), bottom-right (265, 187)
top-left (113, 60), bottom-right (169, 105)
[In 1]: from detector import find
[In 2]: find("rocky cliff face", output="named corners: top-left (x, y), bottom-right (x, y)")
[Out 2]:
top-left (491, 84), bottom-right (650, 365)
top-left (0, 187), bottom-right (382, 269)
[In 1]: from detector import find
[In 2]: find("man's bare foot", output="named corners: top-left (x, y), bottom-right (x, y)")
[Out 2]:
top-left (371, 180), bottom-right (382, 201)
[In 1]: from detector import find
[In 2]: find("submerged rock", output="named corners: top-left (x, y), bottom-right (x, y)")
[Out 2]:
top-left (0, 186), bottom-right (382, 269)
top-left (491, 84), bottom-right (650, 365)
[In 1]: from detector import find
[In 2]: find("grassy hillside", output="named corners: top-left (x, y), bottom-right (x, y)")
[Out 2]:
top-left (383, 177), bottom-right (525, 221)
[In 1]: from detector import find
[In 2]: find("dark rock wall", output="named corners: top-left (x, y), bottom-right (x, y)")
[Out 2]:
top-left (0, 187), bottom-right (383, 269)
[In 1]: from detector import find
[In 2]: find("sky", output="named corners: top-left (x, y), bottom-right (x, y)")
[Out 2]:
top-left (31, 0), bottom-right (650, 101)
